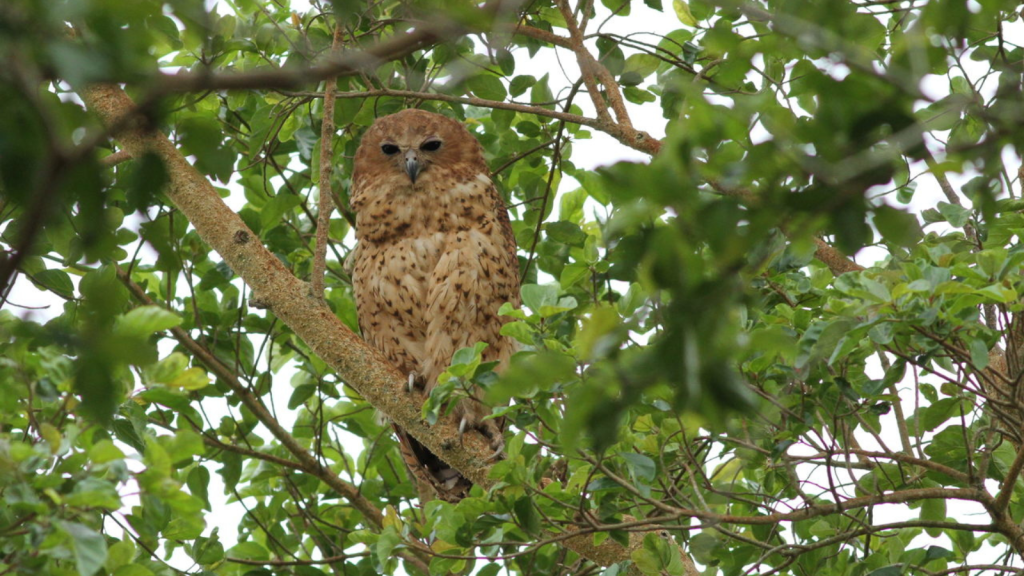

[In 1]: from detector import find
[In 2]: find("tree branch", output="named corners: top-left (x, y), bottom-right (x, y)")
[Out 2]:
top-left (556, 0), bottom-right (614, 124)
top-left (99, 149), bottom-right (132, 167)
top-left (994, 438), bottom-right (1024, 512)
top-left (287, 88), bottom-right (662, 156)
top-left (812, 237), bottom-right (865, 274)
top-left (312, 23), bottom-right (343, 299)
top-left (143, 21), bottom-right (455, 96)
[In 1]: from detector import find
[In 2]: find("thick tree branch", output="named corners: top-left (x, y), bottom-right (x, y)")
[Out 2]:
top-left (812, 237), bottom-right (864, 274)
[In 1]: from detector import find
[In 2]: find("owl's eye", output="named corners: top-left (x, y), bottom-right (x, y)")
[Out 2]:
top-left (420, 140), bottom-right (442, 152)
top-left (381, 144), bottom-right (400, 155)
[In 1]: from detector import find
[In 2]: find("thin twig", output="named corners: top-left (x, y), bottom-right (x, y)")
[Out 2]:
top-left (312, 22), bottom-right (343, 299)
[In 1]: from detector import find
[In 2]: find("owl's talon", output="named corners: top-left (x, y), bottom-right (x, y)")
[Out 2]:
top-left (484, 437), bottom-right (505, 462)
top-left (407, 371), bottom-right (424, 393)
top-left (457, 415), bottom-right (505, 460)
top-left (458, 417), bottom-right (469, 445)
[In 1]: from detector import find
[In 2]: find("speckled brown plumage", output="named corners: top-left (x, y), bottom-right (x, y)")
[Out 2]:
top-left (349, 109), bottom-right (520, 501)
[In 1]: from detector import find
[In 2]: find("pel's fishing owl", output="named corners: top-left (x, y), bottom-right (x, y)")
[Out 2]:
top-left (349, 109), bottom-right (520, 501)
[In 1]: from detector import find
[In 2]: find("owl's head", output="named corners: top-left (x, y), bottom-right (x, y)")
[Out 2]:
top-left (352, 109), bottom-right (487, 192)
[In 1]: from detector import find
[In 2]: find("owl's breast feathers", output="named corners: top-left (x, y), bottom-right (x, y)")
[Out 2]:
top-left (353, 172), bottom-right (510, 248)
top-left (351, 173), bottom-right (519, 376)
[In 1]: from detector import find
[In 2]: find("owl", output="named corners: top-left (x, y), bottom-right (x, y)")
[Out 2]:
top-left (349, 109), bottom-right (520, 502)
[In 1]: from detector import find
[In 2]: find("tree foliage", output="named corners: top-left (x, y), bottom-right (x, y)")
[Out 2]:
top-left (2, 0), bottom-right (1024, 575)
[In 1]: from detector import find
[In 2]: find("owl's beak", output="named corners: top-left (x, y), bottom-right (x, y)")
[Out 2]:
top-left (404, 150), bottom-right (420, 184)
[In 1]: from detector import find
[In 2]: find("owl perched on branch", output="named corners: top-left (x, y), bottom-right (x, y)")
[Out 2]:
top-left (349, 109), bottom-right (520, 502)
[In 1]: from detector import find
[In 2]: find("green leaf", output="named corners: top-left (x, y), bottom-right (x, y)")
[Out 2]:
top-left (105, 540), bottom-right (135, 573)
top-left (868, 322), bottom-right (893, 345)
top-left (376, 527), bottom-right (401, 568)
top-left (950, 75), bottom-right (971, 95)
top-left (517, 282), bottom-right (576, 319)
top-left (620, 453), bottom-right (656, 482)
top-left (631, 547), bottom-right (661, 576)
top-left (975, 284), bottom-right (1017, 303)
top-left (114, 306), bottom-right (182, 338)
top-left (509, 75), bottom-right (535, 97)
top-left (145, 352), bottom-right (190, 386)
top-left (34, 268), bottom-right (75, 299)
top-left (495, 48), bottom-right (515, 76)
top-left (539, 296), bottom-right (577, 318)
top-left (187, 466), bottom-right (212, 511)
top-left (559, 263), bottom-right (590, 290)
top-left (879, 359), bottom-right (906, 390)
top-left (920, 497), bottom-right (946, 537)
top-left (968, 338), bottom-right (989, 371)
top-left (624, 86), bottom-right (657, 104)
top-left (218, 452), bottom-right (242, 492)
top-left (467, 75), bottom-right (507, 101)
top-left (925, 545), bottom-right (954, 561)
top-left (498, 301), bottom-right (527, 319)
top-left (874, 205), bottom-right (922, 247)
top-left (631, 533), bottom-right (685, 576)
top-left (512, 496), bottom-right (541, 535)
top-left (545, 221), bottom-right (587, 246)
top-left (488, 351), bottom-right (577, 404)
top-left (897, 181), bottom-right (918, 204)
top-left (672, 0), bottom-right (696, 25)
top-left (601, 0), bottom-right (630, 16)
top-left (452, 342), bottom-right (487, 367)
top-left (623, 54), bottom-right (661, 79)
top-left (227, 541), bottom-right (269, 561)
top-left (88, 440), bottom-right (125, 464)
top-left (260, 193), bottom-right (302, 232)
top-left (920, 398), bottom-right (961, 432)
top-left (936, 201), bottom-right (971, 228)
top-left (167, 428), bottom-right (206, 462)
top-left (520, 284), bottom-right (559, 313)
top-left (288, 384), bottom-right (317, 409)
top-left (531, 73), bottom-right (554, 108)
top-left (190, 534), bottom-right (224, 565)
top-left (916, 95), bottom-right (965, 131)
top-left (60, 521), bottom-right (108, 576)
top-left (168, 367), bottom-right (209, 390)
top-left (500, 320), bottom-right (536, 344)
